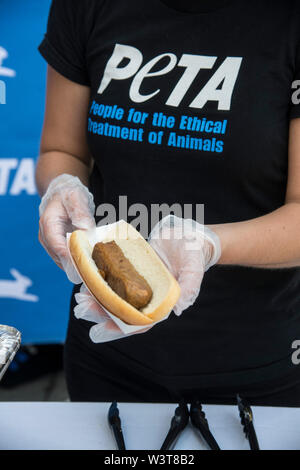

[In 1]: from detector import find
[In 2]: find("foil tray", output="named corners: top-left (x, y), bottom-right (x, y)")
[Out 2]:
top-left (0, 325), bottom-right (21, 382)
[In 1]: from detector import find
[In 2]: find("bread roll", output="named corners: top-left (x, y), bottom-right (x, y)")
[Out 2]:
top-left (69, 222), bottom-right (181, 325)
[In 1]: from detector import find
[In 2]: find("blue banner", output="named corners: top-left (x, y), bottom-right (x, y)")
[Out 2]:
top-left (0, 0), bottom-right (72, 344)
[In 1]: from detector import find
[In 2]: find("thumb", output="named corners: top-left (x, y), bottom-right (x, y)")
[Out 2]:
top-left (174, 269), bottom-right (204, 316)
top-left (61, 187), bottom-right (96, 230)
top-left (60, 255), bottom-right (83, 284)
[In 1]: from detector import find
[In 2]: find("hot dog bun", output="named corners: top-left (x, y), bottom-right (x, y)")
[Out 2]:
top-left (69, 221), bottom-right (181, 325)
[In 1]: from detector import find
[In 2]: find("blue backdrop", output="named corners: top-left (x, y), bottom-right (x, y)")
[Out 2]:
top-left (0, 0), bottom-right (72, 344)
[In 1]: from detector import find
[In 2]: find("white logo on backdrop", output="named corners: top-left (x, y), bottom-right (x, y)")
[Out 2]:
top-left (0, 159), bottom-right (37, 195)
top-left (0, 269), bottom-right (39, 302)
top-left (0, 46), bottom-right (16, 77)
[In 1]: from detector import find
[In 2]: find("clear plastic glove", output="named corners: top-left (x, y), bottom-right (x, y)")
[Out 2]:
top-left (148, 215), bottom-right (221, 315)
top-left (38, 174), bottom-right (96, 283)
top-left (74, 284), bottom-right (151, 343)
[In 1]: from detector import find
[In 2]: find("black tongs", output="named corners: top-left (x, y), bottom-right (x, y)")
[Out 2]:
top-left (160, 400), bottom-right (190, 450)
top-left (236, 394), bottom-right (260, 450)
top-left (190, 401), bottom-right (221, 450)
top-left (108, 401), bottom-right (126, 450)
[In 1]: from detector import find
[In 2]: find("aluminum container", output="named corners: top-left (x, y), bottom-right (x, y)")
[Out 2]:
top-left (0, 325), bottom-right (21, 382)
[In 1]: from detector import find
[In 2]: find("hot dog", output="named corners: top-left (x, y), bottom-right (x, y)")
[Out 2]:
top-left (69, 221), bottom-right (181, 325)
top-left (92, 240), bottom-right (153, 309)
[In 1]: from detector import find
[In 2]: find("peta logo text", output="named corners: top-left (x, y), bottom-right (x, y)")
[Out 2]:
top-left (98, 44), bottom-right (243, 111)
top-left (0, 159), bottom-right (37, 195)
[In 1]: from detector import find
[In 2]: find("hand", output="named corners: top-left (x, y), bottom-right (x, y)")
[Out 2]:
top-left (38, 174), bottom-right (96, 283)
top-left (148, 215), bottom-right (221, 315)
top-left (74, 284), bottom-right (152, 343)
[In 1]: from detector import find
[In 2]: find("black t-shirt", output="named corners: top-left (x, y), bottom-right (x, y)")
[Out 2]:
top-left (39, 0), bottom-right (300, 393)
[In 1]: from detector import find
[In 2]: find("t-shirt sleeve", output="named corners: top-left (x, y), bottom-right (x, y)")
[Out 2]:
top-left (38, 0), bottom-right (91, 86)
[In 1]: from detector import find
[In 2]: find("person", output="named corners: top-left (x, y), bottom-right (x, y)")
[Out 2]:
top-left (36, 0), bottom-right (300, 406)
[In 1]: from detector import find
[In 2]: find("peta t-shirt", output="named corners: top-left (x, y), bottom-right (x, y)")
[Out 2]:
top-left (39, 0), bottom-right (300, 394)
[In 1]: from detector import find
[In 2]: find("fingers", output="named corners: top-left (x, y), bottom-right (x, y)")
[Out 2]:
top-left (80, 285), bottom-right (127, 343)
top-left (60, 257), bottom-right (83, 284)
top-left (39, 228), bottom-right (64, 271)
top-left (89, 322), bottom-right (126, 343)
top-left (89, 320), bottom-right (152, 343)
top-left (174, 269), bottom-right (203, 315)
top-left (61, 186), bottom-right (96, 230)
top-left (148, 237), bottom-right (175, 274)
top-left (75, 284), bottom-right (152, 343)
top-left (38, 175), bottom-right (97, 283)
top-left (38, 186), bottom-right (96, 283)
top-left (151, 233), bottom-right (206, 316)
top-left (38, 202), bottom-right (69, 264)
top-left (39, 197), bottom-right (82, 283)
top-left (173, 244), bottom-right (206, 315)
top-left (133, 326), bottom-right (153, 335)
top-left (74, 284), bottom-right (109, 322)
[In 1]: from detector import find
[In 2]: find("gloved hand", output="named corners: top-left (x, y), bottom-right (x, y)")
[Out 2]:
top-left (38, 174), bottom-right (96, 283)
top-left (74, 284), bottom-right (151, 343)
top-left (148, 215), bottom-right (221, 315)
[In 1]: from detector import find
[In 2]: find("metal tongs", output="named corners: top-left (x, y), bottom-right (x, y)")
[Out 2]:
top-left (160, 400), bottom-right (190, 450)
top-left (160, 400), bottom-right (221, 450)
top-left (108, 401), bottom-right (126, 450)
top-left (190, 401), bottom-right (221, 450)
top-left (108, 399), bottom-right (222, 450)
top-left (236, 394), bottom-right (260, 450)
